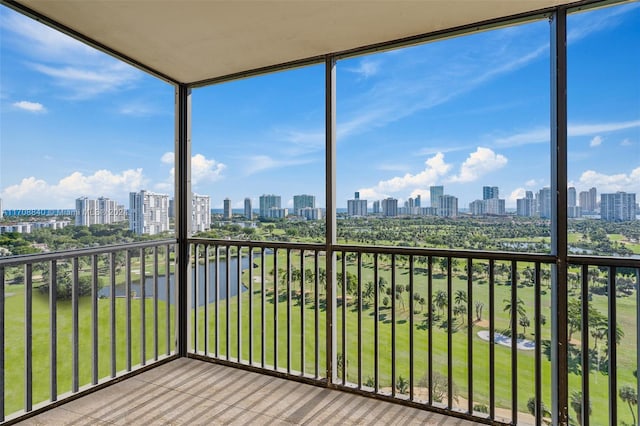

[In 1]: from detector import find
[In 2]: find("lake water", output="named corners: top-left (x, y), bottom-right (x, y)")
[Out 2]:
top-left (98, 254), bottom-right (253, 306)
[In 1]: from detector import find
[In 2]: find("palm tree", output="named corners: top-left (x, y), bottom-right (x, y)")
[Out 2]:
top-left (519, 315), bottom-right (530, 335)
top-left (503, 297), bottom-right (526, 329)
top-left (619, 385), bottom-right (637, 425)
top-left (570, 391), bottom-right (591, 426)
top-left (433, 290), bottom-right (447, 318)
top-left (454, 289), bottom-right (467, 305)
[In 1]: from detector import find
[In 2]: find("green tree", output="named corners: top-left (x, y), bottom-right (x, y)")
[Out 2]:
top-left (433, 290), bottom-right (447, 318)
top-left (570, 391), bottom-right (591, 426)
top-left (619, 385), bottom-right (637, 425)
top-left (503, 297), bottom-right (526, 329)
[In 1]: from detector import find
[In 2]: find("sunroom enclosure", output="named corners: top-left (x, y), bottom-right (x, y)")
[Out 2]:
top-left (1, 0), bottom-right (639, 425)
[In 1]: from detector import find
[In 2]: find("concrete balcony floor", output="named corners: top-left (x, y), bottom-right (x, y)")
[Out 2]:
top-left (16, 358), bottom-right (480, 425)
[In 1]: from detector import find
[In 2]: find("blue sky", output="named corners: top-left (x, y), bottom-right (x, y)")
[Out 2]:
top-left (1, 3), bottom-right (638, 211)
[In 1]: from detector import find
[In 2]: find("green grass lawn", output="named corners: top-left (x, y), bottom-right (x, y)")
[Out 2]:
top-left (4, 286), bottom-right (174, 415)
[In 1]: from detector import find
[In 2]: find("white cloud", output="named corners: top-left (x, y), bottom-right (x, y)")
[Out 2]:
top-left (494, 120), bottom-right (640, 147)
top-left (2, 11), bottom-right (140, 99)
top-left (244, 155), bottom-right (313, 175)
top-left (0, 169), bottom-right (146, 208)
top-left (358, 153), bottom-right (451, 200)
top-left (32, 62), bottom-right (139, 99)
top-left (525, 179), bottom-right (539, 187)
top-left (578, 167), bottom-right (640, 194)
top-left (192, 154), bottom-right (226, 184)
top-left (12, 100), bottom-right (46, 113)
top-left (160, 152), bottom-right (174, 164)
top-left (346, 59), bottom-right (381, 79)
top-left (509, 188), bottom-right (526, 204)
top-left (621, 138), bottom-right (632, 146)
top-left (590, 135), bottom-right (603, 147)
top-left (449, 147), bottom-right (507, 183)
top-left (158, 152), bottom-right (226, 191)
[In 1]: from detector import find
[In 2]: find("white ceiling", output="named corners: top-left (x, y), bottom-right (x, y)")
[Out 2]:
top-left (15, 0), bottom-right (581, 85)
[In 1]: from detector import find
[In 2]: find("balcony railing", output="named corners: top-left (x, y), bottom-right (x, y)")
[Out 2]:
top-left (187, 238), bottom-right (639, 426)
top-left (1, 238), bottom-right (638, 425)
top-left (0, 239), bottom-right (177, 423)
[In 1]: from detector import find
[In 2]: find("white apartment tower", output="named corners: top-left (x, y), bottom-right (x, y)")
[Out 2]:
top-left (438, 195), bottom-right (458, 218)
top-left (129, 190), bottom-right (170, 235)
top-left (76, 196), bottom-right (125, 226)
top-left (381, 197), bottom-right (398, 217)
top-left (601, 192), bottom-right (636, 222)
top-left (259, 194), bottom-right (281, 218)
top-left (192, 193), bottom-right (211, 233)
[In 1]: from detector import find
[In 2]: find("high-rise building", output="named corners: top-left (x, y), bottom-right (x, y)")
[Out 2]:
top-left (192, 193), bottom-right (211, 233)
top-left (600, 192), bottom-right (636, 222)
top-left (129, 190), bottom-right (170, 235)
top-left (567, 187), bottom-right (581, 218)
top-left (299, 207), bottom-right (323, 220)
top-left (415, 194), bottom-right (421, 208)
top-left (372, 200), bottom-right (380, 214)
top-left (347, 192), bottom-right (367, 217)
top-left (430, 186), bottom-right (443, 209)
top-left (293, 194), bottom-right (315, 216)
top-left (516, 191), bottom-right (535, 217)
top-left (439, 195), bottom-right (458, 218)
top-left (537, 187), bottom-right (552, 219)
top-left (259, 194), bottom-right (281, 218)
top-left (75, 196), bottom-right (125, 226)
top-left (381, 198), bottom-right (398, 217)
top-left (244, 198), bottom-right (253, 219)
top-left (579, 187), bottom-right (598, 213)
top-left (483, 186), bottom-right (499, 200)
top-left (0, 198), bottom-right (3, 220)
top-left (223, 198), bottom-right (232, 219)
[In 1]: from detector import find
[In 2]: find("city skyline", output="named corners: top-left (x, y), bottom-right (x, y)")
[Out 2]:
top-left (1, 4), bottom-right (638, 210)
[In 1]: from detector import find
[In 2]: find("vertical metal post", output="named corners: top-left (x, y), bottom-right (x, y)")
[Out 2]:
top-left (511, 260), bottom-right (518, 425)
top-left (446, 257), bottom-right (452, 409)
top-left (204, 245), bottom-right (210, 356)
top-left (535, 263), bottom-right (543, 426)
top-left (237, 246), bottom-right (242, 362)
top-left (25, 264), bottom-right (33, 411)
top-left (165, 245), bottom-right (172, 356)
top-left (341, 252), bottom-right (347, 385)
top-left (608, 267), bottom-right (617, 426)
top-left (72, 258), bottom-right (79, 391)
top-left (153, 247), bottom-right (159, 360)
top-left (301, 251), bottom-right (306, 375)
top-left (357, 252), bottom-right (363, 389)
top-left (467, 258), bottom-right (473, 413)
top-left (580, 264), bottom-right (590, 426)
top-left (550, 9), bottom-right (569, 426)
top-left (325, 55), bottom-right (337, 384)
top-left (110, 252), bottom-right (117, 377)
top-left (126, 250), bottom-right (132, 371)
top-left (0, 266), bottom-right (4, 421)
top-left (427, 256), bottom-right (433, 406)
top-left (49, 261), bottom-right (57, 401)
top-left (287, 248), bottom-right (292, 373)
top-left (175, 83), bottom-right (192, 357)
top-left (409, 255), bottom-right (414, 401)
top-left (92, 255), bottom-right (99, 384)
top-left (391, 254), bottom-right (397, 397)
top-left (140, 248), bottom-right (146, 365)
top-left (374, 254), bottom-right (379, 393)
top-left (489, 259), bottom-right (496, 420)
top-left (248, 247), bottom-right (253, 364)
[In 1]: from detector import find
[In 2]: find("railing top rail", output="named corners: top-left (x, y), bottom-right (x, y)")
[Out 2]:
top-left (188, 238), bottom-right (325, 251)
top-left (188, 237), bottom-right (560, 263)
top-left (567, 254), bottom-right (640, 269)
top-left (0, 239), bottom-right (176, 267)
top-left (189, 238), bottom-right (640, 267)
